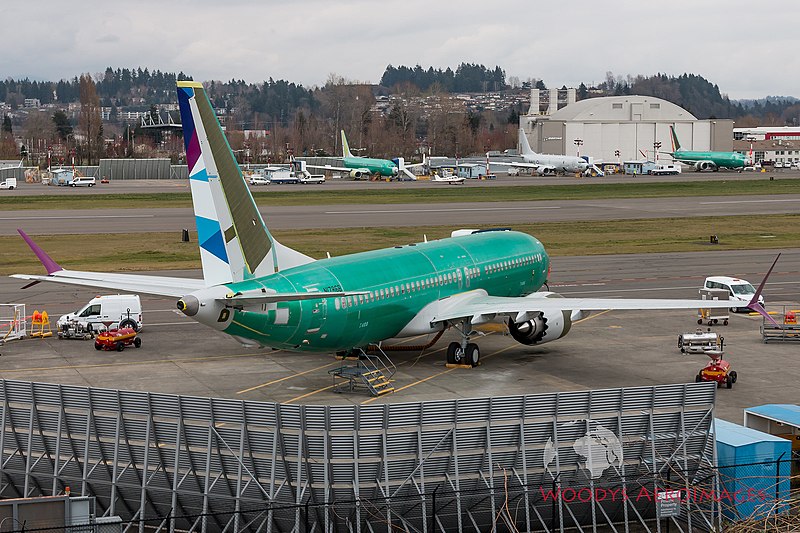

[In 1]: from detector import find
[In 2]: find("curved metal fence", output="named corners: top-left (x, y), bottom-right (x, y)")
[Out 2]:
top-left (0, 380), bottom-right (717, 532)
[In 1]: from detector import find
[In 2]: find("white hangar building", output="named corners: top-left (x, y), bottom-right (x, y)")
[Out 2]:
top-left (520, 94), bottom-right (734, 162)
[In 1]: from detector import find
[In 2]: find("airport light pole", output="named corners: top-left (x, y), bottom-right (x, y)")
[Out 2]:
top-left (573, 139), bottom-right (583, 157)
top-left (653, 141), bottom-right (661, 162)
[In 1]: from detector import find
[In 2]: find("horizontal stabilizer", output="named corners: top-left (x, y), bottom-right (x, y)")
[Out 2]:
top-left (13, 229), bottom-right (204, 297)
top-left (11, 271), bottom-right (204, 298)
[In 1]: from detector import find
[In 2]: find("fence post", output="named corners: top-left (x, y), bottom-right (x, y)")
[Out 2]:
top-left (430, 486), bottom-right (437, 533)
top-left (304, 500), bottom-right (311, 533)
top-left (776, 452), bottom-right (785, 517)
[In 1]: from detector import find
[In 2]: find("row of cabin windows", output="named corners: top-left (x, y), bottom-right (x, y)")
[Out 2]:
top-left (484, 253), bottom-right (542, 275)
top-left (332, 253), bottom-right (543, 311)
top-left (335, 270), bottom-right (461, 310)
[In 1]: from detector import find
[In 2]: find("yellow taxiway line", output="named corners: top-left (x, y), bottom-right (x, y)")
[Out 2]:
top-left (281, 343), bottom-right (451, 404)
top-left (361, 341), bottom-right (517, 405)
top-left (0, 351), bottom-right (274, 375)
top-left (237, 361), bottom-right (340, 394)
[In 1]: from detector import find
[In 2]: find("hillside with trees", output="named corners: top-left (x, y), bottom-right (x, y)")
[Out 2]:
top-left (1, 66), bottom-right (799, 164)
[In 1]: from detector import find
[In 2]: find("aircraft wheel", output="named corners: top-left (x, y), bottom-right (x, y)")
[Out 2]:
top-left (723, 319), bottom-right (729, 326)
top-left (446, 342), bottom-right (462, 364)
top-left (465, 343), bottom-right (480, 367)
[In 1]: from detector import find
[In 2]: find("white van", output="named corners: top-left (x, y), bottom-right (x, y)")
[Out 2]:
top-left (57, 295), bottom-right (143, 332)
top-left (702, 276), bottom-right (763, 312)
top-left (0, 177), bottom-right (17, 190)
top-left (71, 176), bottom-right (96, 187)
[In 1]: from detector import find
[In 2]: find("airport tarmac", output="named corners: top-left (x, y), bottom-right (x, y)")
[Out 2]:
top-left (1, 248), bottom-right (797, 423)
top-left (0, 169), bottom-right (796, 196)
top-left (4, 193), bottom-right (800, 235)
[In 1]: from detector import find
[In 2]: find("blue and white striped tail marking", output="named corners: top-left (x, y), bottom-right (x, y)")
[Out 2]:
top-left (177, 82), bottom-right (245, 286)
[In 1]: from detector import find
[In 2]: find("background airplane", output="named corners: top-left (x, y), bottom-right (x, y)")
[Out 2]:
top-left (667, 126), bottom-right (750, 171)
top-left (489, 128), bottom-right (590, 175)
top-left (430, 168), bottom-right (466, 184)
top-left (305, 130), bottom-right (421, 180)
top-left (12, 82), bottom-right (771, 370)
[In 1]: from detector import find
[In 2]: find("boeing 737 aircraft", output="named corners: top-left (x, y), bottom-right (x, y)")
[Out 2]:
top-left (667, 126), bottom-right (750, 171)
top-left (12, 82), bottom-right (775, 368)
top-left (305, 130), bottom-right (420, 180)
top-left (489, 129), bottom-right (590, 175)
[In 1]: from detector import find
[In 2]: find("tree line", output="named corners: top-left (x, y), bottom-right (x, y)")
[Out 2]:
top-left (2, 66), bottom-right (799, 164)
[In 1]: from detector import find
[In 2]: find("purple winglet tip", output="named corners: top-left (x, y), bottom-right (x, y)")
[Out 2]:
top-left (751, 302), bottom-right (781, 327)
top-left (17, 229), bottom-right (62, 274)
top-left (747, 253), bottom-right (781, 327)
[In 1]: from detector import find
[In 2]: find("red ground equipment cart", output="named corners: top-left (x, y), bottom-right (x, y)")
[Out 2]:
top-left (94, 327), bottom-right (141, 352)
top-left (695, 350), bottom-right (737, 388)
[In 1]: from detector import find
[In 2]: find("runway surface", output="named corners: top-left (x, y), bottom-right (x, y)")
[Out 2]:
top-left (4, 194), bottom-right (800, 235)
top-left (2, 248), bottom-right (798, 423)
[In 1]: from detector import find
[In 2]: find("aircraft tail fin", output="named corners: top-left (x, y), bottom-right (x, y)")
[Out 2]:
top-left (177, 82), bottom-right (313, 286)
top-left (518, 128), bottom-right (534, 156)
top-left (341, 130), bottom-right (353, 158)
top-left (669, 126), bottom-right (681, 152)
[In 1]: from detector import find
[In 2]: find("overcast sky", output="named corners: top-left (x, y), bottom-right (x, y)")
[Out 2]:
top-left (2, 0), bottom-right (796, 100)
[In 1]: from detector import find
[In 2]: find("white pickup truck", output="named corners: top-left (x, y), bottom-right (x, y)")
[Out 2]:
top-left (0, 177), bottom-right (17, 190)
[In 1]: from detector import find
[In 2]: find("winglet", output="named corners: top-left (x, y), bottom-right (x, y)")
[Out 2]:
top-left (18, 229), bottom-right (62, 275)
top-left (747, 254), bottom-right (780, 326)
top-left (669, 125), bottom-right (681, 152)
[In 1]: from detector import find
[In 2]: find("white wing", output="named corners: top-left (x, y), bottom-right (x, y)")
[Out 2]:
top-left (430, 290), bottom-right (738, 325)
top-left (304, 163), bottom-right (352, 173)
top-left (487, 160), bottom-right (541, 170)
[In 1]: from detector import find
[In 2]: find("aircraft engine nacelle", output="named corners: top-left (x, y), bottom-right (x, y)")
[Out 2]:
top-left (537, 167), bottom-right (556, 176)
top-left (350, 169), bottom-right (369, 179)
top-left (507, 292), bottom-right (575, 345)
top-left (694, 161), bottom-right (716, 171)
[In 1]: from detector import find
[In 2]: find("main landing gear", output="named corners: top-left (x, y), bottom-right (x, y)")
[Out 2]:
top-left (446, 319), bottom-right (481, 367)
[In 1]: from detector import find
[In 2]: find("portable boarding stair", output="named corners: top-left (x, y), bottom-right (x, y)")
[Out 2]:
top-left (329, 346), bottom-right (396, 396)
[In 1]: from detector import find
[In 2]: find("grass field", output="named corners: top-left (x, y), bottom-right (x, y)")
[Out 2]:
top-left (1, 178), bottom-right (799, 210)
top-left (3, 214), bottom-right (797, 275)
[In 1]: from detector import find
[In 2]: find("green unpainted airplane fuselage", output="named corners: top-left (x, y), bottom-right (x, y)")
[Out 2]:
top-left (670, 150), bottom-right (748, 169)
top-left (216, 231), bottom-right (548, 352)
top-left (343, 155), bottom-right (398, 176)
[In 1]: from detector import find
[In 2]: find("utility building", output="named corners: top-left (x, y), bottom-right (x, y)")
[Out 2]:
top-left (520, 94), bottom-right (734, 163)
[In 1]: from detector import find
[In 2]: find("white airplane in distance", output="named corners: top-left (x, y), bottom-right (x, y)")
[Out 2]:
top-left (490, 129), bottom-right (590, 176)
top-left (430, 169), bottom-right (466, 185)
